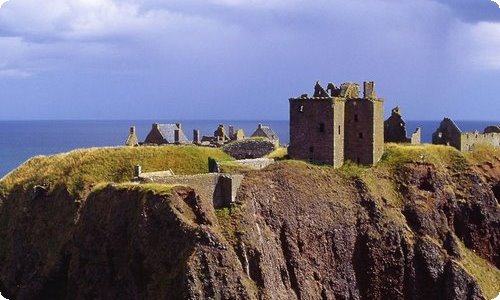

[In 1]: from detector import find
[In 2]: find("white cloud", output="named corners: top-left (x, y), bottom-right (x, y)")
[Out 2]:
top-left (0, 0), bottom-right (229, 76)
top-left (0, 0), bottom-right (162, 41)
top-left (0, 0), bottom-right (499, 82)
top-left (0, 68), bottom-right (32, 78)
top-left (491, 0), bottom-right (500, 8)
top-left (449, 21), bottom-right (500, 70)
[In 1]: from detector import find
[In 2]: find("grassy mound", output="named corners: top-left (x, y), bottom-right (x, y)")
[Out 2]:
top-left (0, 145), bottom-right (233, 196)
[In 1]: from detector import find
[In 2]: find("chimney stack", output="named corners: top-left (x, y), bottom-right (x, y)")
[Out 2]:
top-left (363, 81), bottom-right (376, 99)
top-left (174, 129), bottom-right (180, 144)
top-left (193, 129), bottom-right (200, 144)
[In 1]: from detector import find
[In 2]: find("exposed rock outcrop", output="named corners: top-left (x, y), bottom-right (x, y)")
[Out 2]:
top-left (0, 146), bottom-right (499, 300)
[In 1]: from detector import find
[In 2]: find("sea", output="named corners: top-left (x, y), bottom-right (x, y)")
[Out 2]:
top-left (0, 120), bottom-right (497, 178)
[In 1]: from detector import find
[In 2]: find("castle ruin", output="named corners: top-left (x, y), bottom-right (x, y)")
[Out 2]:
top-left (288, 81), bottom-right (384, 167)
top-left (432, 118), bottom-right (500, 151)
top-left (384, 107), bottom-right (421, 144)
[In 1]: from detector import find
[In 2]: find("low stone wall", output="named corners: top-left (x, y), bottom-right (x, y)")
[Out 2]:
top-left (222, 139), bottom-right (275, 159)
top-left (139, 173), bottom-right (243, 208)
top-left (235, 158), bottom-right (274, 170)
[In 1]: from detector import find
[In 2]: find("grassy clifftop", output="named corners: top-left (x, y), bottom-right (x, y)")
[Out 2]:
top-left (0, 145), bottom-right (233, 196)
top-left (0, 143), bottom-right (499, 299)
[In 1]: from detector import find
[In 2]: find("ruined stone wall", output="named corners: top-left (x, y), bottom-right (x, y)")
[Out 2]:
top-left (140, 173), bottom-right (243, 208)
top-left (344, 99), bottom-right (384, 165)
top-left (384, 108), bottom-right (421, 144)
top-left (234, 158), bottom-right (275, 170)
top-left (384, 112), bottom-right (408, 143)
top-left (289, 98), bottom-right (344, 166)
top-left (432, 119), bottom-right (462, 150)
top-left (460, 132), bottom-right (500, 151)
top-left (410, 128), bottom-right (421, 144)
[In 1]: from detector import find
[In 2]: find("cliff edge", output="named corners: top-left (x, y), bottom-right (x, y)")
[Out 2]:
top-left (0, 144), bottom-right (498, 299)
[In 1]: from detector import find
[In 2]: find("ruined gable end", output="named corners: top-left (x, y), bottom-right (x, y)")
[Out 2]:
top-left (144, 123), bottom-right (190, 145)
top-left (125, 126), bottom-right (139, 146)
top-left (340, 83), bottom-right (360, 99)
top-left (384, 106), bottom-right (420, 144)
top-left (314, 80), bottom-right (330, 97)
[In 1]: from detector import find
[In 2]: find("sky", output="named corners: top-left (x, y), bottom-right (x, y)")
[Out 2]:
top-left (0, 0), bottom-right (499, 121)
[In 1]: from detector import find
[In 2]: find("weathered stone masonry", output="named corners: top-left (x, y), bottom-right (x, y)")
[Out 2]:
top-left (432, 118), bottom-right (500, 151)
top-left (384, 107), bottom-right (421, 144)
top-left (289, 81), bottom-right (384, 167)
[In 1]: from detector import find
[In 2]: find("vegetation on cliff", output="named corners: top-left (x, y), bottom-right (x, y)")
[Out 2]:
top-left (0, 143), bottom-right (499, 299)
top-left (0, 145), bottom-right (233, 197)
top-left (217, 144), bottom-right (500, 299)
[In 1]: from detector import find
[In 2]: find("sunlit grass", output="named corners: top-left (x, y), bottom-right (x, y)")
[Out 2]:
top-left (379, 143), bottom-right (468, 171)
top-left (457, 241), bottom-right (500, 299)
top-left (463, 144), bottom-right (500, 165)
top-left (0, 145), bottom-right (233, 196)
top-left (265, 147), bottom-right (287, 159)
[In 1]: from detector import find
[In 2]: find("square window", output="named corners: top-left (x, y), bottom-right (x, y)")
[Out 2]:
top-left (319, 123), bottom-right (325, 132)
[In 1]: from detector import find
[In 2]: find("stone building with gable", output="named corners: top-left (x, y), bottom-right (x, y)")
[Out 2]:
top-left (144, 123), bottom-right (189, 145)
top-left (288, 81), bottom-right (384, 167)
top-left (250, 123), bottom-right (279, 147)
top-left (384, 107), bottom-right (421, 144)
top-left (432, 118), bottom-right (500, 151)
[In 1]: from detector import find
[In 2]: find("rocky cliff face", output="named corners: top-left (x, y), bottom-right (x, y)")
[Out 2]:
top-left (0, 145), bottom-right (499, 300)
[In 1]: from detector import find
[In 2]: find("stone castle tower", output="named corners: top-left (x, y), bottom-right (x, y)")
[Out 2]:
top-left (288, 81), bottom-right (384, 167)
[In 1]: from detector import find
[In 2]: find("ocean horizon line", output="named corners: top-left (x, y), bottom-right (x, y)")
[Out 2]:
top-left (0, 118), bottom-right (498, 122)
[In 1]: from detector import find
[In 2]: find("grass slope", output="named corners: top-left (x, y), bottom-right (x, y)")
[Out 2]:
top-left (0, 145), bottom-right (232, 196)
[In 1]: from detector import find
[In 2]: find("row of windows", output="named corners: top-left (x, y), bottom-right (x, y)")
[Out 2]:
top-left (317, 123), bottom-right (363, 138)
top-left (318, 123), bottom-right (341, 134)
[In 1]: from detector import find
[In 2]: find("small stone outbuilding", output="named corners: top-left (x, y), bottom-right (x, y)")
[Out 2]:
top-left (251, 123), bottom-right (280, 147)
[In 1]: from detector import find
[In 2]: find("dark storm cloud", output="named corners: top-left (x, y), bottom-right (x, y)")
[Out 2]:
top-left (0, 0), bottom-right (499, 120)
